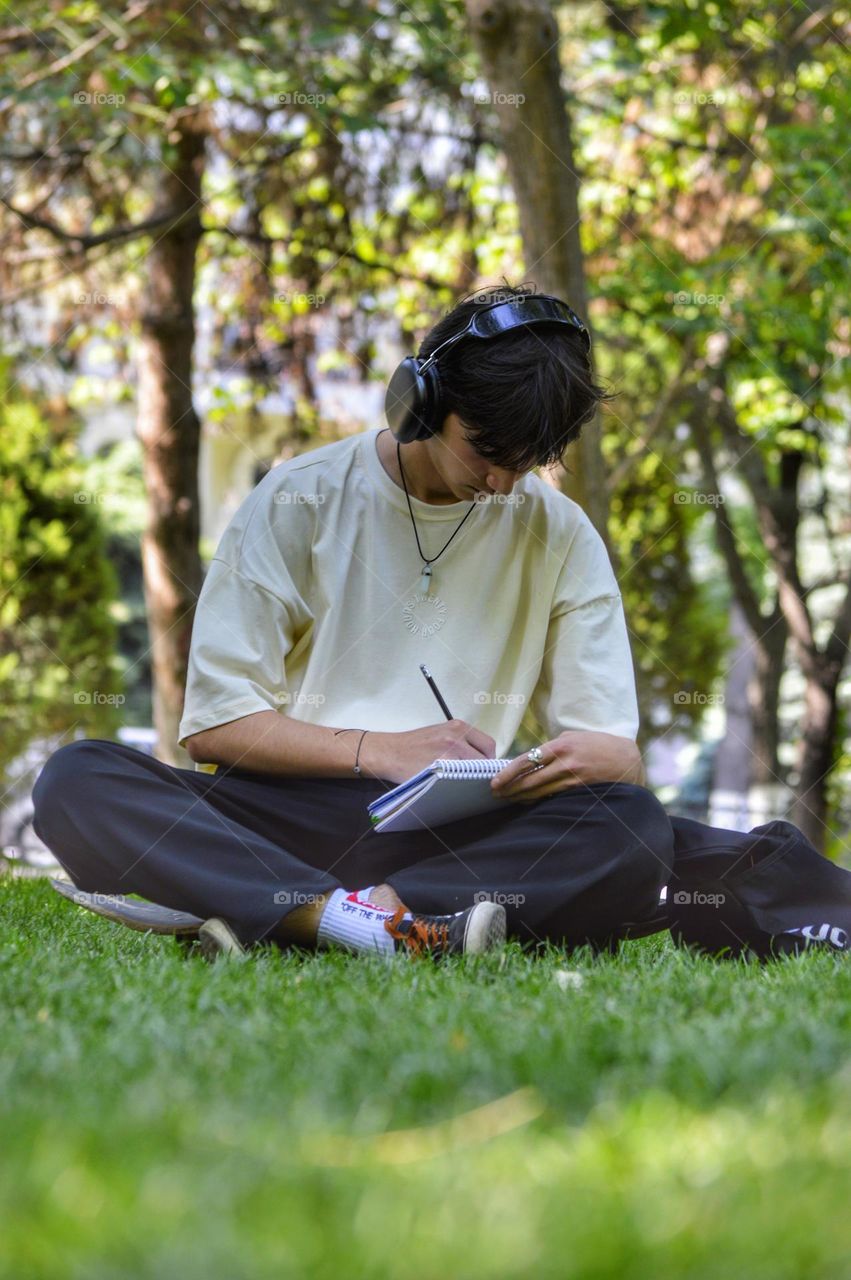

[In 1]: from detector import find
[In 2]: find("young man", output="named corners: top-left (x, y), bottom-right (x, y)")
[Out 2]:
top-left (27, 285), bottom-right (739, 960)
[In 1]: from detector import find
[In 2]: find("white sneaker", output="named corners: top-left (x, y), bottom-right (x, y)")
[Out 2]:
top-left (197, 917), bottom-right (247, 961)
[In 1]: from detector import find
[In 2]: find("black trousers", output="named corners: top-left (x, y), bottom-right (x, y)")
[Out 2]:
top-left (34, 737), bottom-right (818, 954)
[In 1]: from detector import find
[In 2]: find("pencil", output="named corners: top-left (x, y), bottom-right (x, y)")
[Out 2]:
top-left (419, 664), bottom-right (453, 720)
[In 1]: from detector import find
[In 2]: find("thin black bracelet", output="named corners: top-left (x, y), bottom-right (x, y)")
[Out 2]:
top-left (332, 727), bottom-right (368, 775)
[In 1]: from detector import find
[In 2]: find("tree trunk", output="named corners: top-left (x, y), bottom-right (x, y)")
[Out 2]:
top-left (136, 121), bottom-right (206, 765)
top-left (749, 615), bottom-right (785, 785)
top-left (464, 0), bottom-right (610, 542)
top-left (793, 666), bottom-right (841, 851)
top-left (709, 600), bottom-right (754, 829)
top-left (689, 406), bottom-right (788, 797)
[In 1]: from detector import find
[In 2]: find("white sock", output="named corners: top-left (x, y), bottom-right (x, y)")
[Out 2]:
top-left (316, 887), bottom-right (411, 955)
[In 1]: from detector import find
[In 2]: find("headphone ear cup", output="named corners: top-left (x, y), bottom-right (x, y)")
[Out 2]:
top-left (423, 359), bottom-right (445, 438)
top-left (385, 357), bottom-right (433, 443)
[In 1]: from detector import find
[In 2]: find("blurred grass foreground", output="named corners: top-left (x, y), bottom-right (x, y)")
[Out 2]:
top-left (3, 878), bottom-right (851, 1279)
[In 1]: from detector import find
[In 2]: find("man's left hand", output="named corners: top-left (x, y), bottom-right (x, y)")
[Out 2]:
top-left (490, 730), bottom-right (644, 803)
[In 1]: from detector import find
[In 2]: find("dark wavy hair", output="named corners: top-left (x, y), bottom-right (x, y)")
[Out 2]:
top-left (417, 281), bottom-right (614, 472)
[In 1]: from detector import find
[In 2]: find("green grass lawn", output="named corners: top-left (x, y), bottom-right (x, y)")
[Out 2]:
top-left (3, 877), bottom-right (851, 1279)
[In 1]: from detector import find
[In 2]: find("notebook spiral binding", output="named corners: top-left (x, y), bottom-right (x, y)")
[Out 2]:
top-left (432, 758), bottom-right (513, 779)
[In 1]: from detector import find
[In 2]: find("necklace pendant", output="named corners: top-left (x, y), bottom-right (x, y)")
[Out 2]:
top-left (419, 564), bottom-right (432, 594)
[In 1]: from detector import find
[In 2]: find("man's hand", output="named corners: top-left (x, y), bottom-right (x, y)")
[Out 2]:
top-left (490, 730), bottom-right (644, 803)
top-left (361, 719), bottom-right (496, 785)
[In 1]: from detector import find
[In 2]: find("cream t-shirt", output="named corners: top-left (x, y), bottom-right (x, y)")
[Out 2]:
top-left (177, 427), bottom-right (639, 757)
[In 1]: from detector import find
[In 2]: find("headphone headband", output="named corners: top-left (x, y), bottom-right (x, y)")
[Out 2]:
top-left (419, 295), bottom-right (590, 371)
top-left (385, 293), bottom-right (591, 444)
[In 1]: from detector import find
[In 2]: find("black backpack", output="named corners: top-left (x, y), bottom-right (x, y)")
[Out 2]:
top-left (622, 816), bottom-right (851, 961)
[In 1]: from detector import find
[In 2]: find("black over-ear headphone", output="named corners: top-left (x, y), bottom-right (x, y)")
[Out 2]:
top-left (384, 293), bottom-right (591, 444)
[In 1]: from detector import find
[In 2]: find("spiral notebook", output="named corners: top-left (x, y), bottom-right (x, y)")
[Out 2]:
top-left (367, 757), bottom-right (515, 833)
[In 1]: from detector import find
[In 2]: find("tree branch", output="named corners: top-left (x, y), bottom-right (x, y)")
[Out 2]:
top-left (0, 198), bottom-right (191, 250)
top-left (207, 224), bottom-right (453, 290)
top-left (15, 0), bottom-right (153, 92)
top-left (825, 570), bottom-right (851, 675)
top-left (607, 336), bottom-right (695, 491)
top-left (0, 143), bottom-right (100, 162)
top-left (707, 384), bottom-right (816, 660)
top-left (686, 396), bottom-right (768, 640)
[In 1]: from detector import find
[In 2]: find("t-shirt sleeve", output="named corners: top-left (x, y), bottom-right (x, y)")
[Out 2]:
top-left (529, 516), bottom-right (640, 742)
top-left (177, 487), bottom-right (314, 749)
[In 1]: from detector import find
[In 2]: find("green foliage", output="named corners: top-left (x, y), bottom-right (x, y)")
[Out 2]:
top-left (0, 367), bottom-right (124, 781)
top-left (576, 0), bottom-right (849, 759)
top-left (79, 440), bottom-right (152, 725)
top-left (0, 0), bottom-right (847, 780)
top-left (610, 453), bottom-right (730, 739)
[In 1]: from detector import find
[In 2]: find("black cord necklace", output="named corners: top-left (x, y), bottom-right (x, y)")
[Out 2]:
top-left (395, 436), bottom-right (478, 594)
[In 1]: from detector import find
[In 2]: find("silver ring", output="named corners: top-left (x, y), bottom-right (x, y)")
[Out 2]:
top-left (526, 747), bottom-right (544, 765)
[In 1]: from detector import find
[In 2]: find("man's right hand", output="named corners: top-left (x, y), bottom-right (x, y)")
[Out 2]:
top-left (361, 719), bottom-right (496, 784)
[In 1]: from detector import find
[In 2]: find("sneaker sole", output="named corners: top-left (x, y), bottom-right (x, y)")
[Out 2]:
top-left (462, 901), bottom-right (507, 954)
top-left (50, 878), bottom-right (203, 935)
top-left (198, 917), bottom-right (246, 961)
